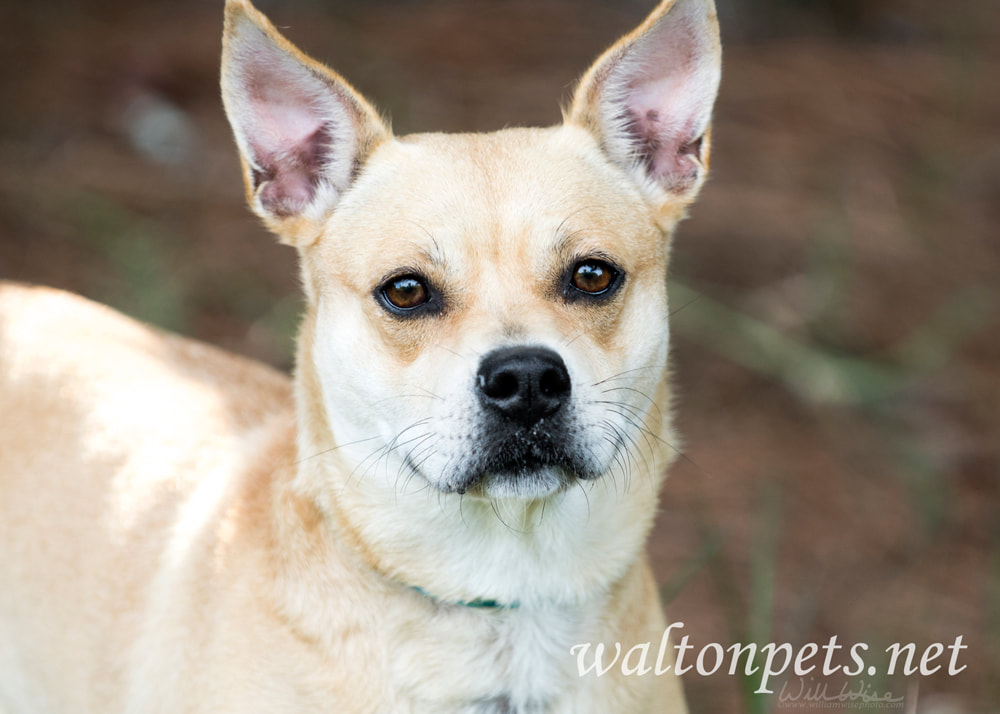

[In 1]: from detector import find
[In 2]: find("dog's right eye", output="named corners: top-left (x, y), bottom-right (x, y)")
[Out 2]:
top-left (378, 274), bottom-right (434, 314)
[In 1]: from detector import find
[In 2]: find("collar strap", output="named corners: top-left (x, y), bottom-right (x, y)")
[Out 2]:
top-left (410, 585), bottom-right (520, 610)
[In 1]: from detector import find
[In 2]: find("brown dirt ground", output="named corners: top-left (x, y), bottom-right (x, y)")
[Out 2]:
top-left (1, 0), bottom-right (997, 712)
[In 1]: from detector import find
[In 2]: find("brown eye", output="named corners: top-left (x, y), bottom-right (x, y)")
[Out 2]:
top-left (382, 275), bottom-right (430, 310)
top-left (570, 260), bottom-right (617, 295)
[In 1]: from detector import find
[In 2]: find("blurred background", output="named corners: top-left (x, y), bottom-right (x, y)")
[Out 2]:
top-left (1, 0), bottom-right (997, 711)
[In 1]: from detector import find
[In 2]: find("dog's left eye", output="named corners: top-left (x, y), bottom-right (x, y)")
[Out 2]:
top-left (568, 259), bottom-right (620, 297)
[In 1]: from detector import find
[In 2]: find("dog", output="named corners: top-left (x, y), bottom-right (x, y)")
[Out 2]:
top-left (0, 0), bottom-right (720, 711)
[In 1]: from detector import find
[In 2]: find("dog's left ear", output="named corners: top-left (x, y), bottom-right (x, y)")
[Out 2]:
top-left (568, 0), bottom-right (721, 207)
top-left (220, 0), bottom-right (390, 244)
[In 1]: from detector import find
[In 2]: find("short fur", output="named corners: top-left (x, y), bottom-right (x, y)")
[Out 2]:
top-left (0, 1), bottom-right (720, 712)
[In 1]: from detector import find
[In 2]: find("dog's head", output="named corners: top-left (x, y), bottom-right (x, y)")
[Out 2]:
top-left (221, 0), bottom-right (720, 506)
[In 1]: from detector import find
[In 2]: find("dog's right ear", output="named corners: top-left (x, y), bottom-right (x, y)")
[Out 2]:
top-left (221, 0), bottom-right (389, 245)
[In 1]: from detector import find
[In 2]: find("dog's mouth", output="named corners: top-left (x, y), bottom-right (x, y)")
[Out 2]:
top-left (445, 423), bottom-right (598, 499)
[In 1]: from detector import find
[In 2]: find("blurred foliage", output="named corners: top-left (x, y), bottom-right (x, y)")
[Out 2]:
top-left (70, 192), bottom-right (189, 333)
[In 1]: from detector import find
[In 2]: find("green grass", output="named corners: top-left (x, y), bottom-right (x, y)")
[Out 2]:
top-left (69, 191), bottom-right (189, 333)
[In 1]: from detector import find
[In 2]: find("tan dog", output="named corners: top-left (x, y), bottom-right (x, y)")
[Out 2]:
top-left (0, 0), bottom-right (720, 711)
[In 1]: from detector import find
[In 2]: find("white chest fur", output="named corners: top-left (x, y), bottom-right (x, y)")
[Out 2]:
top-left (385, 598), bottom-right (595, 713)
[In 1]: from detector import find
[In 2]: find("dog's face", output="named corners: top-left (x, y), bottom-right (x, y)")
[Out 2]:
top-left (306, 130), bottom-right (670, 499)
top-left (221, 0), bottom-right (720, 502)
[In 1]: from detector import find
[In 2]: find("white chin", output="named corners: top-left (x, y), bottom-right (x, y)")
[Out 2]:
top-left (478, 466), bottom-right (569, 500)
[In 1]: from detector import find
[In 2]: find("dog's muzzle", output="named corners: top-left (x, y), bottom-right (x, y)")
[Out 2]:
top-left (444, 346), bottom-right (595, 497)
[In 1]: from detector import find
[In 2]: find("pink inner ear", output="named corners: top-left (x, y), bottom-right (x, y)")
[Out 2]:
top-left (246, 90), bottom-right (333, 217)
top-left (223, 18), bottom-right (352, 218)
top-left (596, 0), bottom-right (719, 195)
top-left (625, 74), bottom-right (704, 191)
top-left (251, 94), bottom-right (327, 157)
top-left (255, 126), bottom-right (331, 218)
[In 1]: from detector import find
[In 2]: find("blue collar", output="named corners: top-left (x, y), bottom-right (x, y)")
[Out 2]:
top-left (410, 585), bottom-right (520, 610)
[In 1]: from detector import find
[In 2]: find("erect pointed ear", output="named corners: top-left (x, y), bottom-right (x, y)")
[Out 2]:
top-left (568, 0), bottom-right (721, 207)
top-left (220, 0), bottom-right (390, 244)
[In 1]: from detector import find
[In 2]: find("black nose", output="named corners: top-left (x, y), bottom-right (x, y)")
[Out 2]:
top-left (476, 347), bottom-right (571, 424)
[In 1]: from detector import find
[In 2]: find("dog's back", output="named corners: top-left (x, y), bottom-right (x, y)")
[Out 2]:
top-left (0, 283), bottom-right (293, 712)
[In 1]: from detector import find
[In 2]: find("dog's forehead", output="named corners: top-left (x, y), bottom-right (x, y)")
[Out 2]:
top-left (320, 125), bottom-right (661, 274)
top-left (373, 126), bottom-right (628, 202)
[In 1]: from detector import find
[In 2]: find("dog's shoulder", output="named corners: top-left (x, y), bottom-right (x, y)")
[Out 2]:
top-left (0, 280), bottom-right (294, 505)
top-left (0, 280), bottom-right (292, 421)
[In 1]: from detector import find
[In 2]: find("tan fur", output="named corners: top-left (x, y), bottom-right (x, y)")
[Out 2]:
top-left (0, 0), bottom-right (720, 711)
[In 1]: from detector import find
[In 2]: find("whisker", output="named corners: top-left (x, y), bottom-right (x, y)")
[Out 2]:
top-left (598, 385), bottom-right (662, 418)
top-left (562, 331), bottom-right (587, 347)
top-left (591, 363), bottom-right (668, 387)
top-left (489, 500), bottom-right (530, 535)
top-left (573, 477), bottom-right (592, 524)
top-left (295, 435), bottom-right (380, 466)
top-left (601, 401), bottom-right (705, 484)
top-left (369, 392), bottom-right (443, 407)
top-left (608, 420), bottom-right (640, 494)
top-left (597, 422), bottom-right (630, 489)
top-left (604, 405), bottom-right (659, 471)
top-left (413, 385), bottom-right (444, 401)
top-left (393, 433), bottom-right (438, 502)
top-left (668, 293), bottom-right (701, 318)
top-left (345, 418), bottom-right (431, 488)
top-left (379, 429), bottom-right (434, 482)
top-left (552, 208), bottom-right (588, 252)
top-left (593, 398), bottom-right (646, 420)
